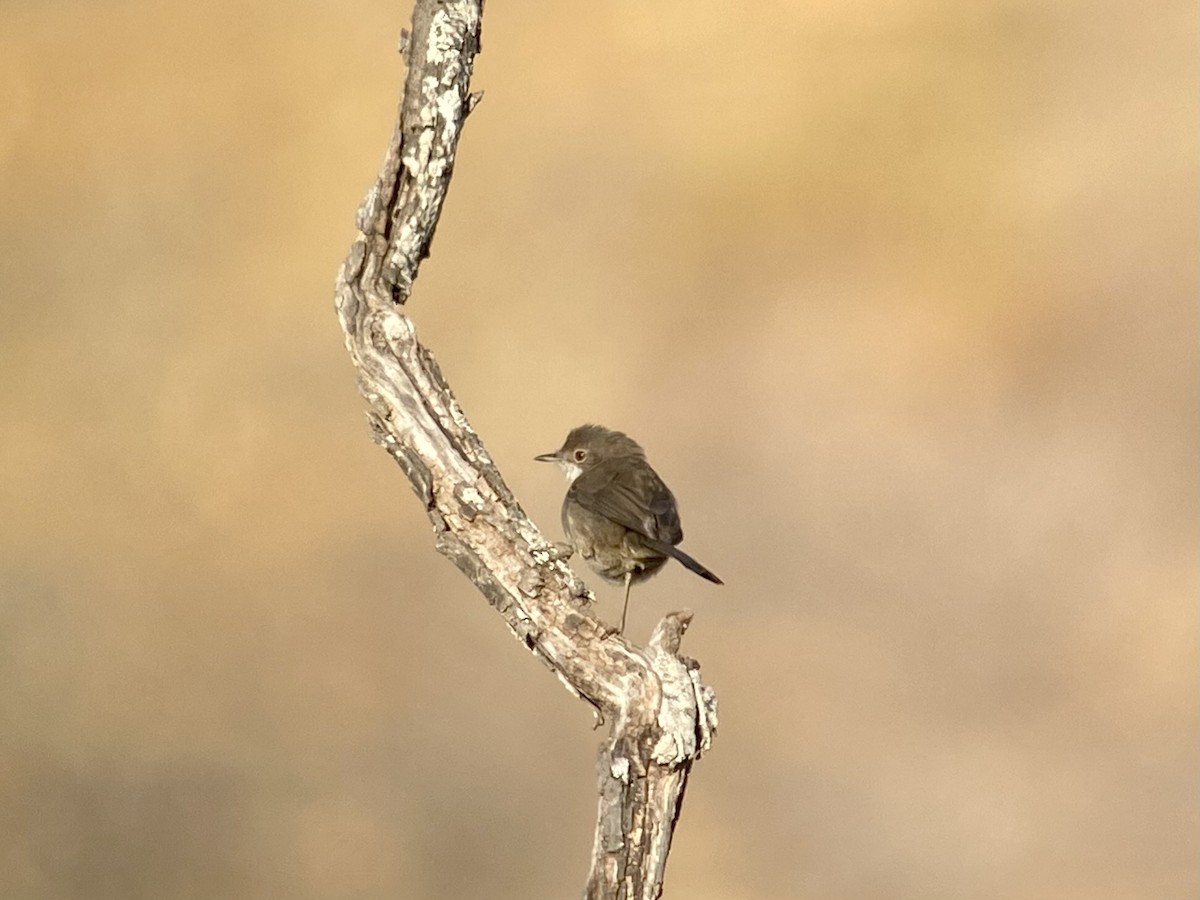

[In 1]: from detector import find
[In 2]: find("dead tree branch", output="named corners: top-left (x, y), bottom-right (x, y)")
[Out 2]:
top-left (332, 4), bottom-right (717, 897)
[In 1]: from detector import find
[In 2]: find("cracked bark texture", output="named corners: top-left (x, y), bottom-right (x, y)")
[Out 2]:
top-left (332, 3), bottom-right (717, 897)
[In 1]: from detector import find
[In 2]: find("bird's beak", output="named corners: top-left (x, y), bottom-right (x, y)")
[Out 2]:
top-left (534, 451), bottom-right (561, 463)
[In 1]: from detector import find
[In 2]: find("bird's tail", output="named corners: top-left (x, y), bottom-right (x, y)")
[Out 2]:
top-left (648, 541), bottom-right (723, 585)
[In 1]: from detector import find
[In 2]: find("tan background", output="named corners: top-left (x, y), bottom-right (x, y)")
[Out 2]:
top-left (1, 1), bottom-right (1195, 898)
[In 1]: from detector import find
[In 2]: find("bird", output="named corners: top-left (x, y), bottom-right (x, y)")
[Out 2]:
top-left (535, 424), bottom-right (722, 633)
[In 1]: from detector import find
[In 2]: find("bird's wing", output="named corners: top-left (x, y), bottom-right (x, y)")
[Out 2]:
top-left (568, 460), bottom-right (683, 544)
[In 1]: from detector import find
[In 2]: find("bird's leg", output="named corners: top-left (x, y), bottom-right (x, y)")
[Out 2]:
top-left (619, 572), bottom-right (633, 634)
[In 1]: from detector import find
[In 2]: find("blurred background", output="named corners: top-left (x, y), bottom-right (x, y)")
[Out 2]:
top-left (1, 1), bottom-right (1195, 898)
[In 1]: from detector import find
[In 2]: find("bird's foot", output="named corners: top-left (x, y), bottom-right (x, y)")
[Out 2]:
top-left (596, 620), bottom-right (622, 640)
top-left (546, 541), bottom-right (575, 562)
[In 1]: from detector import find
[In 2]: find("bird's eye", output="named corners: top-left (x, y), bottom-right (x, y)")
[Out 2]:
top-left (573, 449), bottom-right (587, 462)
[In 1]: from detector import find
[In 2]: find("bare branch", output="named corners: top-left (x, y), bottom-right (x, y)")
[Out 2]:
top-left (333, 3), bottom-right (717, 896)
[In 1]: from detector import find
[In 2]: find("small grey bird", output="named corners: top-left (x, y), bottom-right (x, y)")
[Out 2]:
top-left (535, 424), bottom-right (722, 633)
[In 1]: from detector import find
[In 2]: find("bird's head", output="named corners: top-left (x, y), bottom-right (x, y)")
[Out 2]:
top-left (534, 424), bottom-right (645, 482)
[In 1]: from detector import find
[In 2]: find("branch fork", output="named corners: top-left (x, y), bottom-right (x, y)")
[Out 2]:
top-left (334, 4), bottom-right (717, 896)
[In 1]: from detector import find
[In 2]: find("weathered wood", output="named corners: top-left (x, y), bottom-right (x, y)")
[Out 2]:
top-left (333, 4), bottom-right (717, 896)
